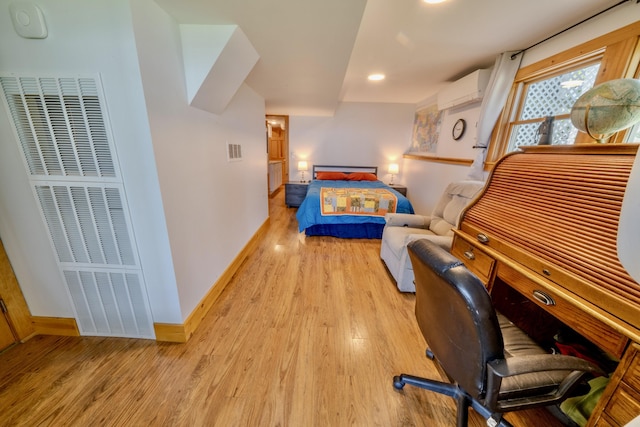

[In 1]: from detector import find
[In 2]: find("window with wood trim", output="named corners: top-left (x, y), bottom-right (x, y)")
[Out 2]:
top-left (505, 61), bottom-right (601, 152)
top-left (630, 122), bottom-right (640, 142)
top-left (485, 21), bottom-right (640, 169)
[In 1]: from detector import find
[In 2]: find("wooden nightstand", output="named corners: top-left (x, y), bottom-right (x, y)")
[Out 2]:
top-left (285, 182), bottom-right (309, 208)
top-left (389, 184), bottom-right (407, 197)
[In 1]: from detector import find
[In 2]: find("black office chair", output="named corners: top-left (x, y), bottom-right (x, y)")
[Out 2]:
top-left (393, 239), bottom-right (603, 427)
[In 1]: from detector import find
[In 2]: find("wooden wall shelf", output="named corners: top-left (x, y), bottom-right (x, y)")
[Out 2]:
top-left (403, 153), bottom-right (473, 166)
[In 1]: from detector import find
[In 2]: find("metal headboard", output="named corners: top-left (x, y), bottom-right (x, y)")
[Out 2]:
top-left (311, 165), bottom-right (378, 179)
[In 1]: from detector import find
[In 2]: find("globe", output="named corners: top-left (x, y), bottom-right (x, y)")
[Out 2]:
top-left (570, 78), bottom-right (640, 143)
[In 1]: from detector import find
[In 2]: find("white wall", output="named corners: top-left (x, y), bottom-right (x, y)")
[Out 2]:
top-left (436, 103), bottom-right (482, 161)
top-left (402, 161), bottom-right (476, 215)
top-left (0, 0), bottom-right (181, 322)
top-left (519, 4), bottom-right (640, 68)
top-left (287, 99), bottom-right (483, 216)
top-left (289, 102), bottom-right (415, 183)
top-left (402, 6), bottom-right (637, 215)
top-left (130, 0), bottom-right (269, 320)
top-left (403, 98), bottom-right (484, 215)
top-left (0, 0), bottom-right (269, 327)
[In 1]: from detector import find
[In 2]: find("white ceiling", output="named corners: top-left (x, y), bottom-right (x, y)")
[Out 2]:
top-left (154, 0), bottom-right (627, 116)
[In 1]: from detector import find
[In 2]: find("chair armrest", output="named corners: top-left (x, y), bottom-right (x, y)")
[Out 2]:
top-left (384, 213), bottom-right (430, 229)
top-left (403, 234), bottom-right (452, 250)
top-left (485, 354), bottom-right (604, 410)
top-left (489, 354), bottom-right (603, 378)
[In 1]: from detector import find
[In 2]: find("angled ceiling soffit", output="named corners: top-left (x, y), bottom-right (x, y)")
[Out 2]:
top-left (179, 24), bottom-right (259, 114)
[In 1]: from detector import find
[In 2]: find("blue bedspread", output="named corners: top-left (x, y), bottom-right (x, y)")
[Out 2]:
top-left (296, 180), bottom-right (414, 237)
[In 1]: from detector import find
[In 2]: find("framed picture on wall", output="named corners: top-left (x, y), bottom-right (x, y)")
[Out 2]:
top-left (408, 104), bottom-right (442, 155)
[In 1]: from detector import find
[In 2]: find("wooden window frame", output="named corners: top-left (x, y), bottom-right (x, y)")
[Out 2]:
top-left (506, 58), bottom-right (603, 152)
top-left (485, 21), bottom-right (640, 170)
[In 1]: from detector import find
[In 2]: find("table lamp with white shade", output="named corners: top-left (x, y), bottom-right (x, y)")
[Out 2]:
top-left (297, 160), bottom-right (308, 182)
top-left (388, 163), bottom-right (399, 185)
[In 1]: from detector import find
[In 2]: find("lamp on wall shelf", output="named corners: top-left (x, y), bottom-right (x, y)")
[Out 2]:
top-left (298, 160), bottom-right (308, 182)
top-left (388, 163), bottom-right (399, 185)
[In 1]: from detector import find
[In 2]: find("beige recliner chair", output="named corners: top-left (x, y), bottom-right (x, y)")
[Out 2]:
top-left (380, 180), bottom-right (485, 292)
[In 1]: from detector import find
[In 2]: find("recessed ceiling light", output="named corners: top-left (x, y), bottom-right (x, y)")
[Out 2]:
top-left (368, 73), bottom-right (385, 81)
top-left (424, 0), bottom-right (447, 3)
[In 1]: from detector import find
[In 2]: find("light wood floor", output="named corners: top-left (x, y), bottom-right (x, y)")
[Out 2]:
top-left (0, 190), bottom-right (563, 426)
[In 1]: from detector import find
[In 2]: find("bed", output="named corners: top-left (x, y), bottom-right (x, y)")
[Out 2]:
top-left (295, 165), bottom-right (415, 239)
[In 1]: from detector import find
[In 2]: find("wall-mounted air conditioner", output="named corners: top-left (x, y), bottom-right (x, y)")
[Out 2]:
top-left (437, 69), bottom-right (491, 110)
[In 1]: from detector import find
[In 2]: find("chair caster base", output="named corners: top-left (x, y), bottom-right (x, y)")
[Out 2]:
top-left (393, 375), bottom-right (405, 390)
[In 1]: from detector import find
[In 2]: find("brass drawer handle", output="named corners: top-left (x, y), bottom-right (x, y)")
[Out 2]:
top-left (532, 290), bottom-right (555, 306)
top-left (463, 251), bottom-right (475, 260)
top-left (476, 233), bottom-right (489, 244)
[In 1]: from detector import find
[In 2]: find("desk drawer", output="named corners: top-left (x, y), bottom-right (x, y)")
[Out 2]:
top-left (625, 350), bottom-right (640, 393)
top-left (589, 344), bottom-right (640, 427)
top-left (497, 263), bottom-right (627, 358)
top-left (451, 236), bottom-right (494, 284)
top-left (605, 383), bottom-right (640, 426)
top-left (595, 415), bottom-right (618, 427)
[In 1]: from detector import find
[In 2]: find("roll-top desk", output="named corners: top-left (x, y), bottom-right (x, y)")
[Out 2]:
top-left (452, 144), bottom-right (640, 426)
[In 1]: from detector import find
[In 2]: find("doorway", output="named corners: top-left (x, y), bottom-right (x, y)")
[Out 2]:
top-left (266, 115), bottom-right (289, 196)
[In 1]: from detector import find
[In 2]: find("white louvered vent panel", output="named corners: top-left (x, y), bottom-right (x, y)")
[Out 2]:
top-left (35, 184), bottom-right (135, 266)
top-left (0, 75), bottom-right (116, 178)
top-left (1, 74), bottom-right (155, 339)
top-left (64, 269), bottom-right (154, 338)
top-left (227, 142), bottom-right (242, 161)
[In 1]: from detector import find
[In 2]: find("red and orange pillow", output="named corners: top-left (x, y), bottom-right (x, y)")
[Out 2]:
top-left (346, 172), bottom-right (378, 181)
top-left (315, 171), bottom-right (378, 181)
top-left (316, 172), bottom-right (349, 180)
